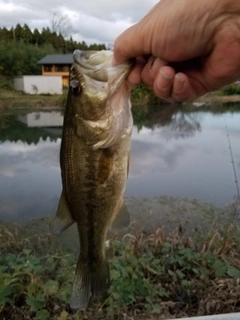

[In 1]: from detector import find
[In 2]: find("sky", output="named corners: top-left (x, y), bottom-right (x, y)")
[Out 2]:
top-left (0, 0), bottom-right (159, 45)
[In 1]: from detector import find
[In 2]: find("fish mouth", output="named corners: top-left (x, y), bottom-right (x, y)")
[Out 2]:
top-left (73, 50), bottom-right (113, 70)
top-left (73, 49), bottom-right (131, 83)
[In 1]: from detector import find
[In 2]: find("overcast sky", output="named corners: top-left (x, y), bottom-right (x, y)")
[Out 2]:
top-left (0, 0), bottom-right (159, 45)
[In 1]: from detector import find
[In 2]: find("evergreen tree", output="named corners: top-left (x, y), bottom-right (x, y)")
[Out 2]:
top-left (22, 24), bottom-right (33, 43)
top-left (0, 27), bottom-right (12, 43)
top-left (41, 27), bottom-right (52, 45)
top-left (14, 24), bottom-right (23, 41)
top-left (9, 27), bottom-right (15, 42)
top-left (88, 43), bottom-right (106, 50)
top-left (57, 33), bottom-right (66, 52)
top-left (32, 29), bottom-right (41, 46)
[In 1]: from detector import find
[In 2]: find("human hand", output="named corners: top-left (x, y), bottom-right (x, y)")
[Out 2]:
top-left (113, 0), bottom-right (240, 101)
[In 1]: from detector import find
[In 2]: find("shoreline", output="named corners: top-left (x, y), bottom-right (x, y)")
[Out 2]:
top-left (195, 94), bottom-right (240, 103)
top-left (1, 195), bottom-right (239, 241)
top-left (1, 92), bottom-right (240, 110)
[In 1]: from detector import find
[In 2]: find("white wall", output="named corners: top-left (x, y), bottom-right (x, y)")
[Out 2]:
top-left (13, 76), bottom-right (62, 95)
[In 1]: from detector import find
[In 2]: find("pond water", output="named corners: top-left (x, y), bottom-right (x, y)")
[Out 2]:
top-left (0, 104), bottom-right (240, 223)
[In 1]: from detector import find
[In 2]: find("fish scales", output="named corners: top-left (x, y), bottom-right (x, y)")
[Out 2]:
top-left (53, 50), bottom-right (132, 309)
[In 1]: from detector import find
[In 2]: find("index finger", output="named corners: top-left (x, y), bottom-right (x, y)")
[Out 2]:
top-left (113, 24), bottom-right (150, 66)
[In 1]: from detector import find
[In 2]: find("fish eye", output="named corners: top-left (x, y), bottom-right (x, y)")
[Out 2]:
top-left (70, 80), bottom-right (81, 95)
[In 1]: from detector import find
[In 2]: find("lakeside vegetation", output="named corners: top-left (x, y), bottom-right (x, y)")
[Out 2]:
top-left (0, 208), bottom-right (240, 320)
top-left (1, 73), bottom-right (240, 112)
top-left (0, 76), bottom-right (161, 109)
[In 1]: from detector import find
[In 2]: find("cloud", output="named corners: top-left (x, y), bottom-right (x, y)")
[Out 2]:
top-left (70, 0), bottom-right (157, 23)
top-left (129, 126), bottom-right (190, 177)
top-left (0, 0), bottom-right (158, 43)
top-left (0, 139), bottom-right (60, 178)
top-left (71, 12), bottom-right (131, 44)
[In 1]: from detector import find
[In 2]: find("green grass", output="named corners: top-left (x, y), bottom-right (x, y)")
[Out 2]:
top-left (0, 77), bottom-right (68, 108)
top-left (0, 216), bottom-right (240, 320)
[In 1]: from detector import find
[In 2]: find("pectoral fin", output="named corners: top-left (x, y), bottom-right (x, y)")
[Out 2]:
top-left (52, 191), bottom-right (75, 234)
top-left (111, 201), bottom-right (130, 231)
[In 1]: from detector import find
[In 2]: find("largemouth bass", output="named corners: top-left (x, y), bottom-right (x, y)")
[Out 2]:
top-left (53, 50), bottom-right (132, 309)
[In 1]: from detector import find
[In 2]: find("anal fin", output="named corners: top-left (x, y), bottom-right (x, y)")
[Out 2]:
top-left (52, 191), bottom-right (74, 234)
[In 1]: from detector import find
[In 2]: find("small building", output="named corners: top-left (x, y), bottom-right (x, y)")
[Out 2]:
top-left (14, 75), bottom-right (62, 94)
top-left (37, 54), bottom-right (73, 87)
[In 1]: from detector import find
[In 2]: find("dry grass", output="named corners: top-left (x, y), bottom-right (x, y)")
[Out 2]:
top-left (0, 215), bottom-right (240, 319)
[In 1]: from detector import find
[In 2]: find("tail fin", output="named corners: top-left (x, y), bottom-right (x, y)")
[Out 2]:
top-left (70, 256), bottom-right (110, 310)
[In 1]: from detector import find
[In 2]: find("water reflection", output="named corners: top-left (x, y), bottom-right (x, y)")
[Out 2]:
top-left (127, 109), bottom-right (240, 207)
top-left (0, 111), bottom-right (62, 144)
top-left (17, 111), bottom-right (63, 127)
top-left (162, 112), bottom-right (201, 139)
top-left (0, 105), bottom-right (240, 222)
top-left (0, 138), bottom-right (61, 221)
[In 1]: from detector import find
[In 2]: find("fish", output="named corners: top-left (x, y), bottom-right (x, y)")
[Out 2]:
top-left (52, 49), bottom-right (133, 309)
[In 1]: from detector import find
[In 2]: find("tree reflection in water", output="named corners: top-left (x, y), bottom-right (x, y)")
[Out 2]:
top-left (132, 103), bottom-right (201, 139)
top-left (163, 112), bottom-right (201, 140)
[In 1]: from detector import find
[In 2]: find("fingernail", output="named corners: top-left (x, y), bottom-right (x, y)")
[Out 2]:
top-left (157, 69), bottom-right (173, 90)
top-left (175, 74), bottom-right (184, 91)
top-left (160, 69), bottom-right (172, 80)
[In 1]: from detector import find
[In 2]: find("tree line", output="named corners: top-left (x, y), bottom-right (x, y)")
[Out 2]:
top-left (0, 24), bottom-right (106, 77)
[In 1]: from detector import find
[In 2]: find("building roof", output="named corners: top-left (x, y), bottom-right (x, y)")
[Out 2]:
top-left (37, 54), bottom-right (73, 65)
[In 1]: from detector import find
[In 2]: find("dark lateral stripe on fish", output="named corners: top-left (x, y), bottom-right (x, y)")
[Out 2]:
top-left (98, 148), bottom-right (114, 184)
top-left (85, 150), bottom-right (99, 263)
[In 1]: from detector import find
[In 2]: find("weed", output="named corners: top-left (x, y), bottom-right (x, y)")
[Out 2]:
top-left (223, 83), bottom-right (240, 95)
top-left (0, 77), bottom-right (14, 91)
top-left (0, 219), bottom-right (240, 319)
